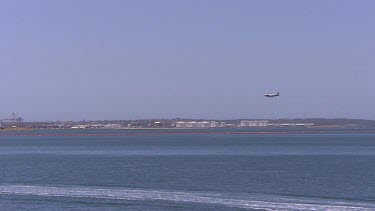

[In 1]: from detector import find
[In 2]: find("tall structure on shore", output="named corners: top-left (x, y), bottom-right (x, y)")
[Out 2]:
top-left (0, 113), bottom-right (24, 127)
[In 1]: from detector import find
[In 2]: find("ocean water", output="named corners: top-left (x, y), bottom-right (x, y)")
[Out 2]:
top-left (0, 129), bottom-right (374, 210)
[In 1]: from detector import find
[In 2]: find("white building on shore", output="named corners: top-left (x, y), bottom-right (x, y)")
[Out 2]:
top-left (175, 121), bottom-right (220, 128)
top-left (240, 120), bottom-right (269, 127)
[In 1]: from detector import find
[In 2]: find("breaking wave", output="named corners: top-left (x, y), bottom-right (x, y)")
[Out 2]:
top-left (0, 185), bottom-right (374, 210)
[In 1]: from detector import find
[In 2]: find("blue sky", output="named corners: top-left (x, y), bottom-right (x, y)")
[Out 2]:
top-left (1, 0), bottom-right (374, 121)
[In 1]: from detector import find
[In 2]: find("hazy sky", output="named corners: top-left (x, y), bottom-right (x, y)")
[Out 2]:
top-left (1, 0), bottom-right (374, 121)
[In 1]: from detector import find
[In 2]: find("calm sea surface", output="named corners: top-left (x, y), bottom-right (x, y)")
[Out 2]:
top-left (0, 129), bottom-right (374, 210)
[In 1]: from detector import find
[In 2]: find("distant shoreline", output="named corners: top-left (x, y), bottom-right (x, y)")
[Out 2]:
top-left (0, 128), bottom-right (34, 132)
top-left (0, 124), bottom-right (370, 132)
top-left (0, 130), bottom-right (375, 138)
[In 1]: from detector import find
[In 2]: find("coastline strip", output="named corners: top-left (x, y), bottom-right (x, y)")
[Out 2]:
top-left (0, 130), bottom-right (375, 137)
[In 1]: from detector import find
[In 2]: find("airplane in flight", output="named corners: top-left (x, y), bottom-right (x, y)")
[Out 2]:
top-left (264, 92), bottom-right (279, 98)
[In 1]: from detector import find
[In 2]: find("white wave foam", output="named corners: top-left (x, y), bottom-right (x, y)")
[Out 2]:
top-left (0, 185), bottom-right (374, 211)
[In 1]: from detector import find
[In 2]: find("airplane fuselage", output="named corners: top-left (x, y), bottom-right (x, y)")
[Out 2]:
top-left (264, 92), bottom-right (279, 98)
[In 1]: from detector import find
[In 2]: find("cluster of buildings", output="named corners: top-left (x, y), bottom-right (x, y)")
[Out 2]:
top-left (176, 120), bottom-right (270, 128)
top-left (71, 123), bottom-right (122, 129)
top-left (176, 121), bottom-right (227, 128)
top-left (239, 120), bottom-right (268, 127)
top-left (174, 120), bottom-right (314, 128)
top-left (25, 119), bottom-right (315, 129)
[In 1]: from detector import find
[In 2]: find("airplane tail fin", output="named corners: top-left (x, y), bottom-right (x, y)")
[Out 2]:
top-left (277, 92), bottom-right (279, 96)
